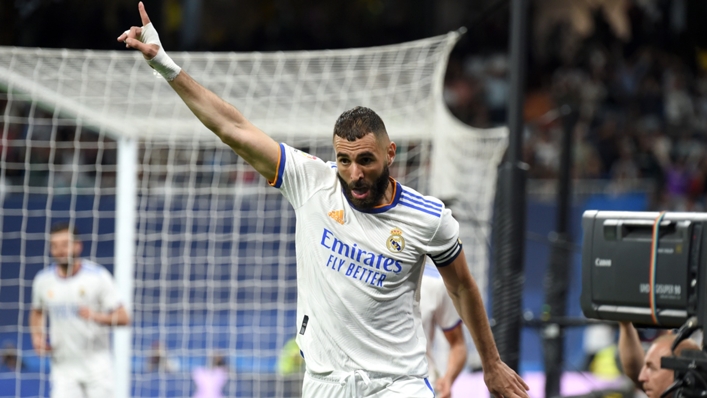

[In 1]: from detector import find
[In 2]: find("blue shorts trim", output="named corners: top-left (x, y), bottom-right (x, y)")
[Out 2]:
top-left (424, 377), bottom-right (435, 396)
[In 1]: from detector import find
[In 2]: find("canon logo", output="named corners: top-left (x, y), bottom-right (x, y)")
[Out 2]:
top-left (595, 258), bottom-right (612, 267)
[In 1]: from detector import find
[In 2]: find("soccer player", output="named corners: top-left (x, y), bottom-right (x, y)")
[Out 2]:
top-left (30, 222), bottom-right (130, 398)
top-left (420, 262), bottom-right (467, 398)
top-left (118, 4), bottom-right (529, 397)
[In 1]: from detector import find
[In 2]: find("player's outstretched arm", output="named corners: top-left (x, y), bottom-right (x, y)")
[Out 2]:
top-left (117, 2), bottom-right (279, 182)
top-left (29, 309), bottom-right (51, 355)
top-left (438, 249), bottom-right (529, 398)
top-left (618, 321), bottom-right (644, 388)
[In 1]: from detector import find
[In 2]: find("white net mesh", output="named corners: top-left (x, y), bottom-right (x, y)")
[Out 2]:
top-left (0, 31), bottom-right (506, 398)
top-left (0, 97), bottom-right (118, 397)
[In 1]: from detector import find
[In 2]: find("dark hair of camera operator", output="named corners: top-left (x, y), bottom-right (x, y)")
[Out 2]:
top-left (619, 322), bottom-right (701, 398)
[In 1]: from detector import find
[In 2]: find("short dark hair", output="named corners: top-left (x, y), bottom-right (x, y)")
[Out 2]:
top-left (333, 106), bottom-right (388, 142)
top-left (50, 222), bottom-right (80, 238)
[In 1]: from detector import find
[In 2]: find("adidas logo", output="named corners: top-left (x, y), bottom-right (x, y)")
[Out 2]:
top-left (328, 210), bottom-right (345, 225)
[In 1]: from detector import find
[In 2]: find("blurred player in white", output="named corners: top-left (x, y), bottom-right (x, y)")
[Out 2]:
top-left (420, 262), bottom-right (467, 398)
top-left (30, 222), bottom-right (130, 398)
top-left (118, 4), bottom-right (529, 397)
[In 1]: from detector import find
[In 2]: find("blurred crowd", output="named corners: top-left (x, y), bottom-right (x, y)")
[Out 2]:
top-left (444, 0), bottom-right (707, 211)
top-left (4, 0), bottom-right (707, 211)
top-left (0, 104), bottom-right (118, 192)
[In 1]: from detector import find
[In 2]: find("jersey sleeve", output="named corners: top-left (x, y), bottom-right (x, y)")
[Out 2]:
top-left (99, 270), bottom-right (123, 312)
top-left (31, 275), bottom-right (44, 310)
top-left (433, 279), bottom-right (462, 331)
top-left (268, 143), bottom-right (335, 209)
top-left (426, 207), bottom-right (462, 267)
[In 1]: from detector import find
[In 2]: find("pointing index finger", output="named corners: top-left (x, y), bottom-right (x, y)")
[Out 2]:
top-left (138, 1), bottom-right (151, 26)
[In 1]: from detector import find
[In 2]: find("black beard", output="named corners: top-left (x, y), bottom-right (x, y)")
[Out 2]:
top-left (56, 256), bottom-right (76, 269)
top-left (338, 164), bottom-right (390, 210)
top-left (57, 262), bottom-right (71, 276)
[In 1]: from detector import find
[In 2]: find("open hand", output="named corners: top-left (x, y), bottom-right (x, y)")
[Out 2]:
top-left (435, 377), bottom-right (453, 398)
top-left (77, 306), bottom-right (94, 321)
top-left (484, 359), bottom-right (530, 398)
top-left (116, 2), bottom-right (159, 60)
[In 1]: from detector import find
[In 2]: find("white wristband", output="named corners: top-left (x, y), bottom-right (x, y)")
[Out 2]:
top-left (147, 48), bottom-right (181, 81)
top-left (139, 23), bottom-right (182, 81)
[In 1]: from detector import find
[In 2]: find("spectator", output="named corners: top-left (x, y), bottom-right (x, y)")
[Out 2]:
top-left (192, 354), bottom-right (228, 398)
top-left (147, 341), bottom-right (180, 373)
top-left (0, 342), bottom-right (23, 371)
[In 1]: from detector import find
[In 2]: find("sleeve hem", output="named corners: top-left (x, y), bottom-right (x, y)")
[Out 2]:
top-left (441, 319), bottom-right (463, 332)
top-left (430, 239), bottom-right (463, 267)
top-left (268, 143), bottom-right (286, 188)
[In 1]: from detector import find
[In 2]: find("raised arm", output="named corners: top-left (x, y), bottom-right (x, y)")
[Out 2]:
top-left (117, 2), bottom-right (280, 182)
top-left (438, 249), bottom-right (529, 398)
top-left (618, 321), bottom-right (644, 388)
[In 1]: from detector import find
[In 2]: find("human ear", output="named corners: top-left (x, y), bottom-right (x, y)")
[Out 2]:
top-left (388, 142), bottom-right (396, 166)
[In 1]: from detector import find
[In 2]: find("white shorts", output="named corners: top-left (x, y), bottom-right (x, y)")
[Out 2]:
top-left (50, 353), bottom-right (113, 398)
top-left (302, 370), bottom-right (435, 398)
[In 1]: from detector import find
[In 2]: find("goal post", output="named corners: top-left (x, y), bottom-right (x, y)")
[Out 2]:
top-left (113, 137), bottom-right (137, 398)
top-left (0, 30), bottom-right (506, 398)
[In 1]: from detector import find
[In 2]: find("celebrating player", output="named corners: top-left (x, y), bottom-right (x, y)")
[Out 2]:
top-left (30, 222), bottom-right (130, 398)
top-left (118, 3), bottom-right (529, 397)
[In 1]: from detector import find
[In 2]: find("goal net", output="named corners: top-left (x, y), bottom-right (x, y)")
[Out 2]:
top-left (0, 32), bottom-right (506, 398)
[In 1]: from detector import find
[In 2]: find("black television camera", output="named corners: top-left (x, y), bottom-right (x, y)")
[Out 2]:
top-left (580, 211), bottom-right (707, 398)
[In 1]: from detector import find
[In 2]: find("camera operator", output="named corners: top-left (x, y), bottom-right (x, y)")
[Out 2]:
top-left (618, 322), bottom-right (701, 398)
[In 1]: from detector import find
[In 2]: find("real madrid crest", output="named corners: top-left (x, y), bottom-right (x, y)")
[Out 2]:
top-left (386, 228), bottom-right (405, 253)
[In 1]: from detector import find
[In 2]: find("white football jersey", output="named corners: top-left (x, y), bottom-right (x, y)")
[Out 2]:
top-left (271, 144), bottom-right (462, 377)
top-left (31, 260), bottom-right (122, 363)
top-left (420, 263), bottom-right (462, 384)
